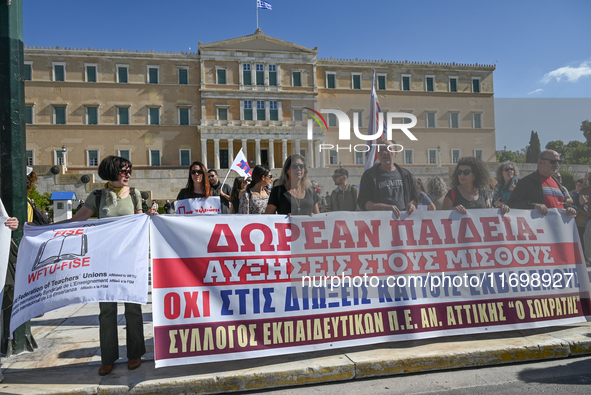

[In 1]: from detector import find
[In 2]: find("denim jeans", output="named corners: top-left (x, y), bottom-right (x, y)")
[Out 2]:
top-left (98, 302), bottom-right (145, 365)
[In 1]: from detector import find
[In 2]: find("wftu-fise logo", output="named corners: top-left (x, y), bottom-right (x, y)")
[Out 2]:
top-left (303, 107), bottom-right (418, 153)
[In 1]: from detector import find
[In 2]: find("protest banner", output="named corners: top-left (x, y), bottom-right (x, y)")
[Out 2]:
top-left (0, 199), bottom-right (11, 294)
top-left (174, 197), bottom-right (221, 215)
top-left (10, 214), bottom-right (150, 334)
top-left (150, 209), bottom-right (590, 368)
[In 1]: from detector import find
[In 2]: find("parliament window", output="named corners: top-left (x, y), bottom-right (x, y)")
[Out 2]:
top-left (179, 108), bottom-right (190, 125)
top-left (352, 74), bottom-right (361, 89)
top-left (378, 75), bottom-right (386, 90)
top-left (180, 149), bottom-right (191, 166)
top-left (25, 105), bottom-right (33, 124)
top-left (473, 113), bottom-right (482, 129)
top-left (426, 76), bottom-right (434, 92)
top-left (149, 107), bottom-right (160, 125)
top-left (86, 65), bottom-right (97, 82)
top-left (269, 101), bottom-right (278, 121)
top-left (54, 106), bottom-right (66, 124)
top-left (178, 68), bottom-right (188, 85)
top-left (244, 100), bottom-right (253, 120)
top-left (24, 63), bottom-right (32, 80)
top-left (257, 101), bottom-right (265, 120)
top-left (449, 77), bottom-right (458, 92)
top-left (327, 72), bottom-right (336, 89)
top-left (256, 64), bottom-right (264, 85)
top-left (269, 65), bottom-right (277, 86)
top-left (217, 108), bottom-right (228, 121)
top-left (117, 66), bottom-right (128, 83)
top-left (217, 69), bottom-right (227, 85)
top-left (150, 149), bottom-right (161, 166)
top-left (243, 64), bottom-right (252, 85)
top-left (86, 106), bottom-right (98, 125)
top-left (148, 67), bottom-right (159, 84)
top-left (472, 78), bottom-right (480, 93)
top-left (88, 150), bottom-right (99, 166)
top-left (427, 112), bottom-right (436, 128)
top-left (402, 75), bottom-right (410, 91)
top-left (450, 112), bottom-right (459, 128)
top-left (292, 71), bottom-right (301, 87)
top-left (53, 64), bottom-right (65, 81)
top-left (118, 107), bottom-right (129, 125)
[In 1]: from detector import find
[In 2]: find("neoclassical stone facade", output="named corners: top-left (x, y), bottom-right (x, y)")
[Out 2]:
top-left (22, 29), bottom-right (495, 173)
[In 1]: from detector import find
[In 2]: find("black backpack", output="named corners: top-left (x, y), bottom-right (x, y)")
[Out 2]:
top-left (27, 199), bottom-right (50, 226)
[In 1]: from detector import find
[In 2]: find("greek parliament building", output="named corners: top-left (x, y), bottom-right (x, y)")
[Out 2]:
top-left (21, 29), bottom-right (495, 199)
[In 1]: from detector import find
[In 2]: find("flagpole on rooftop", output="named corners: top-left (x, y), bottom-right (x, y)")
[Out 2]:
top-left (256, 0), bottom-right (259, 29)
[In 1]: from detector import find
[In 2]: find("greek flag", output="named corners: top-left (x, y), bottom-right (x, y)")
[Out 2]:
top-left (257, 0), bottom-right (272, 10)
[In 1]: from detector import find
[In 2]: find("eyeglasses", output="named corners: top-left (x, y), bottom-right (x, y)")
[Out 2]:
top-left (541, 158), bottom-right (562, 165)
top-left (332, 174), bottom-right (343, 179)
top-left (119, 169), bottom-right (132, 176)
top-left (190, 170), bottom-right (204, 175)
top-left (458, 169), bottom-right (472, 176)
top-left (291, 164), bottom-right (306, 170)
top-left (503, 168), bottom-right (514, 172)
top-left (208, 174), bottom-right (216, 178)
top-left (266, 173), bottom-right (273, 179)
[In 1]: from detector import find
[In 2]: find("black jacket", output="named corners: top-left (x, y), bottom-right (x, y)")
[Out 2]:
top-left (507, 170), bottom-right (571, 209)
top-left (358, 163), bottom-right (418, 211)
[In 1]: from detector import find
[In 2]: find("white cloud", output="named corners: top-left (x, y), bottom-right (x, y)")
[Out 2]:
top-left (528, 88), bottom-right (543, 95)
top-left (542, 61), bottom-right (591, 83)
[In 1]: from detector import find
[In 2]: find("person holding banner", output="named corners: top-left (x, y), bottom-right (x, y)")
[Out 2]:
top-left (443, 157), bottom-right (509, 215)
top-left (64, 155), bottom-right (155, 376)
top-left (208, 170), bottom-right (232, 214)
top-left (265, 155), bottom-right (319, 215)
top-left (239, 165), bottom-right (272, 214)
top-left (176, 161), bottom-right (212, 200)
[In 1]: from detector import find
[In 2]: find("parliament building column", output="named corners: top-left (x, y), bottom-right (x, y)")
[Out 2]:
top-left (268, 138), bottom-right (275, 169)
top-left (213, 139), bottom-right (220, 170)
top-left (201, 138), bottom-right (207, 166)
top-left (307, 139), bottom-right (314, 168)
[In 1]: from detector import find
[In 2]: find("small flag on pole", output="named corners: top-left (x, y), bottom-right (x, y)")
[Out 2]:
top-left (365, 70), bottom-right (387, 170)
top-left (230, 148), bottom-right (252, 178)
top-left (257, 0), bottom-right (272, 10)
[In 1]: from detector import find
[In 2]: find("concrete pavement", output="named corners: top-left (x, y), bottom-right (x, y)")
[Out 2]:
top-left (1, 295), bottom-right (591, 394)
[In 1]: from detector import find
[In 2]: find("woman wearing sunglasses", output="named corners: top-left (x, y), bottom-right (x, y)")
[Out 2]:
top-left (64, 155), bottom-right (156, 376)
top-left (239, 165), bottom-right (272, 214)
top-left (176, 161), bottom-right (212, 200)
top-left (443, 157), bottom-right (509, 215)
top-left (265, 155), bottom-right (319, 215)
top-left (493, 161), bottom-right (520, 209)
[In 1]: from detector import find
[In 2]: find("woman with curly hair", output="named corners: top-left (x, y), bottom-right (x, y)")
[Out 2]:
top-left (443, 157), bottom-right (509, 215)
top-left (426, 176), bottom-right (448, 210)
top-left (493, 161), bottom-right (519, 208)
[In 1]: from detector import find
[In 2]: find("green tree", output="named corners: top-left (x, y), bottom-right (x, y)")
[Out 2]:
top-left (545, 140), bottom-right (565, 157)
top-left (564, 140), bottom-right (591, 164)
top-left (525, 131), bottom-right (541, 163)
top-left (28, 187), bottom-right (52, 209)
top-left (581, 120), bottom-right (591, 147)
top-left (496, 150), bottom-right (524, 163)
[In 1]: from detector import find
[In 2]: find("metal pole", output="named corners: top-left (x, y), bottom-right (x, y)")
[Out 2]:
top-left (0, 0), bottom-right (26, 243)
top-left (0, 0), bottom-right (38, 356)
top-left (256, 0), bottom-right (259, 29)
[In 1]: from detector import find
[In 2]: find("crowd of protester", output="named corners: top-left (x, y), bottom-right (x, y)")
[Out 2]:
top-left (2, 144), bottom-right (591, 379)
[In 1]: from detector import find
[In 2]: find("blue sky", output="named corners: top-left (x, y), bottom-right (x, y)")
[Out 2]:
top-left (22, 0), bottom-right (591, 150)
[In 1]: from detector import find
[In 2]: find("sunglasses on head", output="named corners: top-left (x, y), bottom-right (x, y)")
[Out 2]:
top-left (291, 164), bottom-right (306, 170)
top-left (503, 167), bottom-right (514, 172)
top-left (541, 158), bottom-right (562, 165)
top-left (190, 170), bottom-right (204, 175)
top-left (119, 169), bottom-right (132, 176)
top-left (458, 169), bottom-right (472, 176)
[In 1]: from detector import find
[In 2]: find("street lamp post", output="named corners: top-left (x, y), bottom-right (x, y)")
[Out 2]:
top-left (61, 145), bottom-right (67, 170)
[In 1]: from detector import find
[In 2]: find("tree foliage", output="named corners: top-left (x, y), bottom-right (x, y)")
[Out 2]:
top-left (496, 150), bottom-right (524, 163)
top-left (581, 120), bottom-right (591, 147)
top-left (28, 187), bottom-right (52, 209)
top-left (525, 131), bottom-right (541, 163)
top-left (545, 140), bottom-right (565, 157)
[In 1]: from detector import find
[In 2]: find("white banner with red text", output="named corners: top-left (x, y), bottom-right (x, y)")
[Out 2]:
top-left (150, 209), bottom-right (591, 368)
top-left (10, 214), bottom-right (150, 334)
top-left (174, 197), bottom-right (221, 215)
